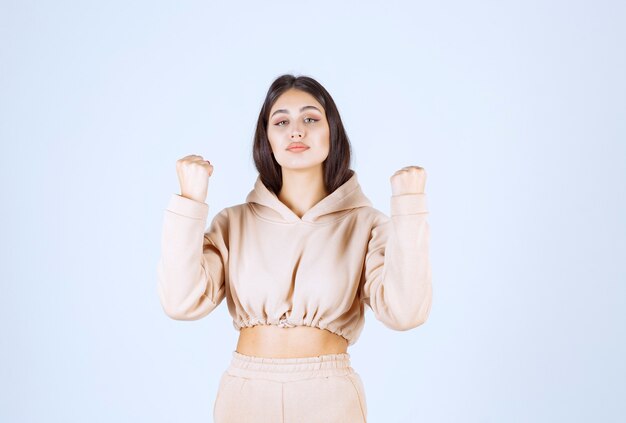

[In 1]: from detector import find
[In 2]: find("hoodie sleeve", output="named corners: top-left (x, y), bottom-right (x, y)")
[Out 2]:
top-left (156, 194), bottom-right (228, 320)
top-left (361, 193), bottom-right (432, 330)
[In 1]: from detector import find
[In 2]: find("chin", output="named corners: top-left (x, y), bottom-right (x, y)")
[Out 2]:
top-left (278, 161), bottom-right (326, 172)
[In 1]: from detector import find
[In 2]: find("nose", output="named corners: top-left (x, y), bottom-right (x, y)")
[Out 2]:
top-left (290, 125), bottom-right (304, 139)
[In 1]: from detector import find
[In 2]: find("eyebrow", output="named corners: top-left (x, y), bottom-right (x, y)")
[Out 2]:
top-left (270, 105), bottom-right (321, 118)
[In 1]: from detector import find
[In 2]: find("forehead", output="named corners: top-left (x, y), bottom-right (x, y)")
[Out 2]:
top-left (270, 89), bottom-right (324, 113)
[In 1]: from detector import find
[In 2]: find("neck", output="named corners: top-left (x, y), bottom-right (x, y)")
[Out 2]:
top-left (278, 166), bottom-right (328, 218)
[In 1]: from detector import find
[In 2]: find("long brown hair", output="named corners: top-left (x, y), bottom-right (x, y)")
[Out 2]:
top-left (252, 74), bottom-right (354, 196)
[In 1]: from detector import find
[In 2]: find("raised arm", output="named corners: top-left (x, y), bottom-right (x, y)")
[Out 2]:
top-left (361, 167), bottom-right (432, 330)
top-left (156, 194), bottom-right (228, 320)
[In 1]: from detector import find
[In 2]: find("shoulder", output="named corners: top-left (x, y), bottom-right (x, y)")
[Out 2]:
top-left (210, 202), bottom-right (251, 221)
top-left (354, 205), bottom-right (390, 226)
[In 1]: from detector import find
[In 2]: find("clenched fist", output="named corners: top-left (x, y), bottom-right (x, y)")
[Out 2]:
top-left (390, 166), bottom-right (427, 196)
top-left (176, 154), bottom-right (214, 203)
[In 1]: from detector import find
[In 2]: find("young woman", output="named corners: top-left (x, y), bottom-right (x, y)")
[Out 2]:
top-left (157, 74), bottom-right (432, 422)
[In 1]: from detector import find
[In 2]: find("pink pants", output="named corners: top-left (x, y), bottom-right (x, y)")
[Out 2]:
top-left (213, 350), bottom-right (368, 422)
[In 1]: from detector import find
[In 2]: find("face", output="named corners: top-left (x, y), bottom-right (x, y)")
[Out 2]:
top-left (266, 88), bottom-right (330, 172)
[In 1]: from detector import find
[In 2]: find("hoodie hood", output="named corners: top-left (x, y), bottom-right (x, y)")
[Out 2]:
top-left (245, 171), bottom-right (373, 224)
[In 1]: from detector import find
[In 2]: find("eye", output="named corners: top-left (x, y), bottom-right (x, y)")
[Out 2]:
top-left (274, 117), bottom-right (319, 126)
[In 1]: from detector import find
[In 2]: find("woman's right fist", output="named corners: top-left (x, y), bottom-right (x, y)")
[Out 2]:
top-left (176, 154), bottom-right (214, 203)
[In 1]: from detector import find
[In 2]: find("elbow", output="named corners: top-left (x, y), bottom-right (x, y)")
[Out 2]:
top-left (385, 296), bottom-right (432, 331)
top-left (157, 282), bottom-right (214, 321)
top-left (160, 302), bottom-right (199, 320)
top-left (386, 313), bottom-right (429, 331)
top-left (159, 295), bottom-right (199, 320)
top-left (160, 299), bottom-right (216, 321)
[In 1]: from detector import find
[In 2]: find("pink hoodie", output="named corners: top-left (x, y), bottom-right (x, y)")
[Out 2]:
top-left (157, 171), bottom-right (432, 346)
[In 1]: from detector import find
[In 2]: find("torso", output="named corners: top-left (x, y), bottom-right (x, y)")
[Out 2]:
top-left (236, 325), bottom-right (348, 358)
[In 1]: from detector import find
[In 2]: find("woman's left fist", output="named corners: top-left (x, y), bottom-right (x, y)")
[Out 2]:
top-left (390, 166), bottom-right (427, 195)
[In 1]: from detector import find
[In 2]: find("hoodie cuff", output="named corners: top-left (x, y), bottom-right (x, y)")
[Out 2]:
top-left (390, 193), bottom-right (428, 216)
top-left (166, 194), bottom-right (209, 220)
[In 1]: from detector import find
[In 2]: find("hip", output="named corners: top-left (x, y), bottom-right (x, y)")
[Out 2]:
top-left (213, 350), bottom-right (367, 423)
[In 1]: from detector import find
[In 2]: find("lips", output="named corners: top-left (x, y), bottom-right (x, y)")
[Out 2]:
top-left (287, 142), bottom-right (309, 151)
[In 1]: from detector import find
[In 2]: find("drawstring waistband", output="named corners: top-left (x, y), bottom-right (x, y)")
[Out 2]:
top-left (226, 350), bottom-right (354, 382)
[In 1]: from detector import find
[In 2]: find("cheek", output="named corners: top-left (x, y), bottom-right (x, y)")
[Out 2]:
top-left (322, 130), bottom-right (331, 149)
top-left (267, 126), bottom-right (285, 142)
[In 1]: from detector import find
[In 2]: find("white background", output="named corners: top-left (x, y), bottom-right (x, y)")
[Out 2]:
top-left (1, 1), bottom-right (624, 422)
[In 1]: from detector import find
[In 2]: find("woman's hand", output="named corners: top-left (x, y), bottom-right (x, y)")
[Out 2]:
top-left (176, 154), bottom-right (214, 203)
top-left (390, 166), bottom-right (427, 195)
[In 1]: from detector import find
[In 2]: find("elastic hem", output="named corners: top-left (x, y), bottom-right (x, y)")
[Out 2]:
top-left (233, 318), bottom-right (355, 346)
